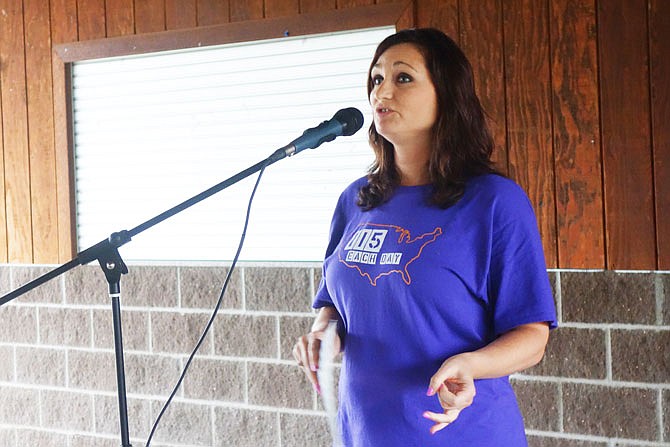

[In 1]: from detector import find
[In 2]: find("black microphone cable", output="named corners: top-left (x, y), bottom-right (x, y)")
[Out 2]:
top-left (145, 157), bottom-right (271, 446)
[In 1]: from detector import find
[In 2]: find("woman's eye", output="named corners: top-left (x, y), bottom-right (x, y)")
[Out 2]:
top-left (397, 73), bottom-right (412, 83)
top-left (372, 75), bottom-right (383, 85)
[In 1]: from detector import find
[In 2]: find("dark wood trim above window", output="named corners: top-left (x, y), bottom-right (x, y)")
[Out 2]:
top-left (54, 2), bottom-right (414, 63)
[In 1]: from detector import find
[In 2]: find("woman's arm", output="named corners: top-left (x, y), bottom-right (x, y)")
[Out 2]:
top-left (292, 306), bottom-right (342, 393)
top-left (423, 322), bottom-right (550, 434)
top-left (432, 321), bottom-right (549, 382)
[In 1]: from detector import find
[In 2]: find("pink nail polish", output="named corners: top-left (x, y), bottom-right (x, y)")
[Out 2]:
top-left (426, 387), bottom-right (434, 396)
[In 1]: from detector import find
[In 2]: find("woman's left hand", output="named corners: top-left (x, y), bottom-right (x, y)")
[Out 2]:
top-left (423, 354), bottom-right (477, 434)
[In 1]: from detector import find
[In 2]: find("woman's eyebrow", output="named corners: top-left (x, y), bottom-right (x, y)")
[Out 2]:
top-left (372, 60), bottom-right (417, 71)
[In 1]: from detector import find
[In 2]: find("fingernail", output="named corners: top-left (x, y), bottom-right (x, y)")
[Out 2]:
top-left (422, 411), bottom-right (430, 419)
top-left (426, 387), bottom-right (434, 396)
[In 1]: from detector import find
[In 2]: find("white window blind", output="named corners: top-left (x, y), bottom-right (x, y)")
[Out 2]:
top-left (72, 26), bottom-right (394, 262)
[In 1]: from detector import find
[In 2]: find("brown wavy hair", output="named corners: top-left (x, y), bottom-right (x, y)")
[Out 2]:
top-left (358, 28), bottom-right (499, 210)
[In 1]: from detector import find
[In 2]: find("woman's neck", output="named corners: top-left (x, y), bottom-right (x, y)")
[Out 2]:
top-left (394, 143), bottom-right (431, 186)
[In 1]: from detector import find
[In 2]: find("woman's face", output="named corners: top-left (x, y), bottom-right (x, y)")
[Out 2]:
top-left (369, 43), bottom-right (438, 149)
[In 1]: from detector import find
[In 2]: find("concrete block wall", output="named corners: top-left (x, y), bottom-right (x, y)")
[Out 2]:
top-left (0, 265), bottom-right (668, 446)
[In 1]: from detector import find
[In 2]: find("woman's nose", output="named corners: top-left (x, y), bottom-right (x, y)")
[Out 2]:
top-left (373, 80), bottom-right (392, 100)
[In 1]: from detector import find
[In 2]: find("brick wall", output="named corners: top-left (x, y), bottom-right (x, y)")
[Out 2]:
top-left (0, 265), bottom-right (668, 446)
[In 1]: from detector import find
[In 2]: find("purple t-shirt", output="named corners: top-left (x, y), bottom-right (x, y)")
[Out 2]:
top-left (313, 174), bottom-right (557, 447)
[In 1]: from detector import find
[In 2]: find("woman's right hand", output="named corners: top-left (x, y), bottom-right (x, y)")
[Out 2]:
top-left (292, 306), bottom-right (342, 393)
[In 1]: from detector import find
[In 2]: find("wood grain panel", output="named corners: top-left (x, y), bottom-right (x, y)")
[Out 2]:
top-left (24, 0), bottom-right (59, 263)
top-left (459, 0), bottom-right (507, 175)
top-left (106, 0), bottom-right (135, 36)
top-left (394, 0), bottom-right (413, 29)
top-left (77, 0), bottom-right (106, 40)
top-left (135, 0), bottom-right (166, 33)
top-left (651, 0), bottom-right (670, 269)
top-left (598, 0), bottom-right (655, 269)
top-left (51, 0), bottom-right (79, 260)
top-left (0, 50), bottom-right (6, 262)
top-left (0, 0), bottom-right (34, 262)
top-left (52, 0), bottom-right (78, 43)
top-left (503, 0), bottom-right (557, 268)
top-left (300, 0), bottom-right (336, 13)
top-left (550, 0), bottom-right (604, 268)
top-left (196, 0), bottom-right (230, 26)
top-left (230, 0), bottom-right (263, 21)
top-left (337, 0), bottom-right (374, 8)
top-left (265, 0), bottom-right (299, 18)
top-left (167, 0), bottom-right (197, 29)
top-left (416, 0), bottom-right (457, 38)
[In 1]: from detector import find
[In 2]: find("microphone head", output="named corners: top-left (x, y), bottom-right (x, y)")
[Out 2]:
top-left (333, 107), bottom-right (364, 136)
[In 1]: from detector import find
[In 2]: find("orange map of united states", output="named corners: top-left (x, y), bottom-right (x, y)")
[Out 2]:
top-left (338, 223), bottom-right (443, 286)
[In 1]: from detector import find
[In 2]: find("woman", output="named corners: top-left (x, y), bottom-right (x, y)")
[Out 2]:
top-left (293, 28), bottom-right (557, 446)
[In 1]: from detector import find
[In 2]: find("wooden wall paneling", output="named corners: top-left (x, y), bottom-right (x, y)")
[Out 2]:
top-left (503, 0), bottom-right (557, 268)
top-left (394, 0), bottom-right (413, 30)
top-left (51, 0), bottom-right (79, 261)
top-left (265, 0), bottom-right (300, 18)
top-left (51, 0), bottom-right (79, 43)
top-left (135, 0), bottom-right (167, 33)
top-left (550, 0), bottom-right (604, 268)
top-left (300, 0), bottom-right (336, 13)
top-left (651, 0), bottom-right (670, 269)
top-left (0, 47), bottom-right (6, 262)
top-left (598, 0), bottom-right (655, 269)
top-left (196, 0), bottom-right (230, 26)
top-left (24, 0), bottom-right (59, 263)
top-left (0, 0), bottom-right (34, 262)
top-left (416, 0), bottom-right (458, 38)
top-left (337, 0), bottom-right (374, 8)
top-left (459, 0), bottom-right (507, 175)
top-left (77, 0), bottom-right (106, 40)
top-left (166, 0), bottom-right (197, 29)
top-left (106, 0), bottom-right (135, 36)
top-left (230, 0), bottom-right (264, 21)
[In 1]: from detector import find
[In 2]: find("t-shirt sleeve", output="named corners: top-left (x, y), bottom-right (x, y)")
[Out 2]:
top-left (487, 181), bottom-right (558, 336)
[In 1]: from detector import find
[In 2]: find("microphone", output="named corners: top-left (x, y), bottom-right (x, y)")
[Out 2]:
top-left (270, 108), bottom-right (364, 161)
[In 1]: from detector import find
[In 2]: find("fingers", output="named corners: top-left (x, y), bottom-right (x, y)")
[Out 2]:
top-left (437, 379), bottom-right (476, 411)
top-left (292, 333), bottom-right (322, 394)
top-left (427, 371), bottom-right (452, 399)
top-left (427, 355), bottom-right (472, 398)
top-left (307, 332), bottom-right (321, 372)
top-left (424, 361), bottom-right (477, 435)
top-left (422, 408), bottom-right (462, 434)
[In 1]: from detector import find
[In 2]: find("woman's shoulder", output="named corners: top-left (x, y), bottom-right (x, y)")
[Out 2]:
top-left (332, 176), bottom-right (368, 210)
top-left (464, 174), bottom-right (536, 222)
top-left (347, 175), bottom-right (369, 190)
top-left (339, 176), bottom-right (368, 198)
top-left (467, 174), bottom-right (529, 202)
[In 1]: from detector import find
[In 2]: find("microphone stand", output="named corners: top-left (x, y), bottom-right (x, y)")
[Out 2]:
top-left (0, 146), bottom-right (293, 447)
